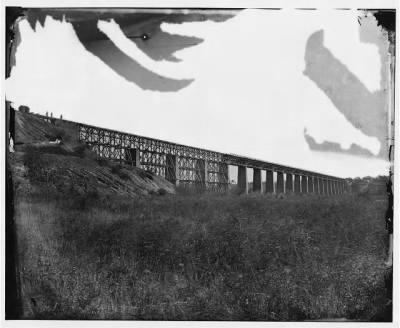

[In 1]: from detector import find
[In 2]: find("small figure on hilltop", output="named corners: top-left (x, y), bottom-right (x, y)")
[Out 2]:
top-left (385, 175), bottom-right (393, 267)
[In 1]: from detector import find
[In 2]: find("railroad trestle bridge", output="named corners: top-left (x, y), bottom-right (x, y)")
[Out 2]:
top-left (77, 123), bottom-right (346, 195)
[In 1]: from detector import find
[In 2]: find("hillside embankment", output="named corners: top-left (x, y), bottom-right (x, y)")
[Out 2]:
top-left (10, 111), bottom-right (175, 197)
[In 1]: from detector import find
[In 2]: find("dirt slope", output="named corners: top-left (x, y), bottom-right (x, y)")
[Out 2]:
top-left (10, 111), bottom-right (175, 197)
top-left (14, 111), bottom-right (80, 144)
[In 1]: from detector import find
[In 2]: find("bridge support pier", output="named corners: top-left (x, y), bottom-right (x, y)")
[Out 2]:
top-left (294, 174), bottom-right (301, 193)
top-left (301, 175), bottom-right (307, 193)
top-left (253, 168), bottom-right (262, 193)
top-left (266, 169), bottom-right (274, 194)
top-left (166, 154), bottom-right (179, 186)
top-left (277, 171), bottom-right (284, 194)
top-left (285, 173), bottom-right (293, 193)
top-left (238, 166), bottom-right (248, 194)
top-left (308, 176), bottom-right (313, 193)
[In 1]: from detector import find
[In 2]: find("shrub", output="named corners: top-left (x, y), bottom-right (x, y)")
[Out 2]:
top-left (111, 165), bottom-right (130, 180)
top-left (45, 127), bottom-right (68, 142)
top-left (158, 188), bottom-right (167, 196)
top-left (71, 144), bottom-right (88, 158)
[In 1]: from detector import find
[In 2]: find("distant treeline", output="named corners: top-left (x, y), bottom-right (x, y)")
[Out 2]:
top-left (347, 175), bottom-right (389, 195)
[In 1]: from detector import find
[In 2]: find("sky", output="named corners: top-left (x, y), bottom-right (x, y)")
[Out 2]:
top-left (5, 8), bottom-right (393, 178)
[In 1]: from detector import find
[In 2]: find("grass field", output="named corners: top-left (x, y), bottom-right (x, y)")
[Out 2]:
top-left (14, 183), bottom-right (390, 320)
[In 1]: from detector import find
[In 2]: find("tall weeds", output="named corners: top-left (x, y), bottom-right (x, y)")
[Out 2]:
top-left (14, 188), bottom-right (389, 320)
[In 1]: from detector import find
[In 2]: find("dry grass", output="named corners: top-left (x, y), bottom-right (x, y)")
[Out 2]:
top-left (14, 185), bottom-right (390, 320)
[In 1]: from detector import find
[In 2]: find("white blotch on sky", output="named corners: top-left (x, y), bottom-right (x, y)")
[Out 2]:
top-left (6, 9), bottom-right (389, 178)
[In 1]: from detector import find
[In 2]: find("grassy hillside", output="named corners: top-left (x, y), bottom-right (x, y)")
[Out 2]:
top-left (13, 181), bottom-right (390, 320)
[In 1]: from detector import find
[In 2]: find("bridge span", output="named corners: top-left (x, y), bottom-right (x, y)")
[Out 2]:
top-left (36, 112), bottom-right (346, 195)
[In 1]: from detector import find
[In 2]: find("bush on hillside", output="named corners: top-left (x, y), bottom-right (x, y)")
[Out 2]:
top-left (111, 165), bottom-right (130, 180)
top-left (44, 127), bottom-right (69, 143)
top-left (70, 143), bottom-right (89, 158)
